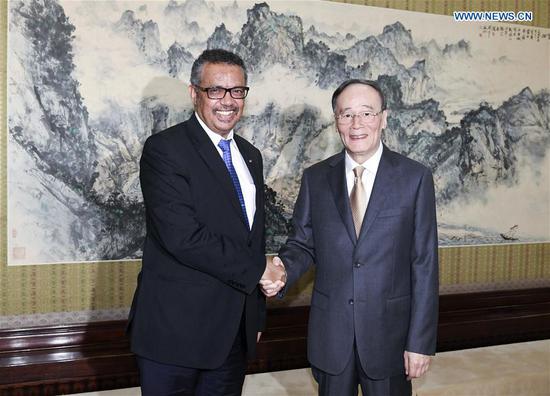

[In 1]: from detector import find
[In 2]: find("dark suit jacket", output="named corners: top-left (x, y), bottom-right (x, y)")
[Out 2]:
top-left (279, 145), bottom-right (438, 379)
top-left (128, 114), bottom-right (266, 369)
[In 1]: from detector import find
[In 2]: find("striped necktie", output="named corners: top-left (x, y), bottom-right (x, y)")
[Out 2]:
top-left (218, 139), bottom-right (250, 229)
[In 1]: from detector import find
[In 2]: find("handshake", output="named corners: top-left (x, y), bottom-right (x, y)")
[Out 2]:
top-left (259, 256), bottom-right (286, 297)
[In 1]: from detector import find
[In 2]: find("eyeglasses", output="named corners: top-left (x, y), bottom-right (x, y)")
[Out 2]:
top-left (194, 85), bottom-right (249, 99)
top-left (335, 110), bottom-right (384, 125)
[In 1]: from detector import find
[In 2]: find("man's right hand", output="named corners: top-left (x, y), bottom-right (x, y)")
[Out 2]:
top-left (259, 256), bottom-right (286, 297)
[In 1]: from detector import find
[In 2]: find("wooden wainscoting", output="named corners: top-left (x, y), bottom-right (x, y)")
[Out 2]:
top-left (1, 287), bottom-right (550, 395)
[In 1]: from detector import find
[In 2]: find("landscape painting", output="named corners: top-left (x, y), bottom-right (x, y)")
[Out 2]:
top-left (7, 0), bottom-right (550, 264)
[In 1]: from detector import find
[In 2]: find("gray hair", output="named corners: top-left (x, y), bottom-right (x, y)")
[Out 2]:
top-left (190, 49), bottom-right (248, 86)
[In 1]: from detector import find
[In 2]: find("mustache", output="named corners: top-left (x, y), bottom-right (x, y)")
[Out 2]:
top-left (214, 106), bottom-right (238, 112)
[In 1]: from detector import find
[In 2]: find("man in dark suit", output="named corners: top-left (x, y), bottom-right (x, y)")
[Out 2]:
top-left (128, 49), bottom-right (285, 396)
top-left (262, 79), bottom-right (439, 396)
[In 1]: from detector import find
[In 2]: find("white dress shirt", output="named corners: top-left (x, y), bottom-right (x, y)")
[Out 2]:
top-left (196, 113), bottom-right (256, 229)
top-left (345, 142), bottom-right (384, 209)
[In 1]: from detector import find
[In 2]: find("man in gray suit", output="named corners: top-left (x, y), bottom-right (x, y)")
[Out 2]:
top-left (262, 79), bottom-right (439, 396)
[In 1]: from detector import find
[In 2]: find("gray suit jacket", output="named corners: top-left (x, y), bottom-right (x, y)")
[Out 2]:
top-left (279, 145), bottom-right (438, 379)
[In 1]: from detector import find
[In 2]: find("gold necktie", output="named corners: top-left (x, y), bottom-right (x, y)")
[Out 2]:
top-left (350, 166), bottom-right (367, 237)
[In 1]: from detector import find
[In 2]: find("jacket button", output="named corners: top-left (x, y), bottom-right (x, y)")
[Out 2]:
top-left (355, 262), bottom-right (361, 268)
top-left (348, 299), bottom-right (354, 305)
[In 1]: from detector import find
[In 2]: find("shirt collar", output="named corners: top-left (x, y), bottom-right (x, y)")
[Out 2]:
top-left (345, 141), bottom-right (384, 176)
top-left (195, 112), bottom-right (234, 146)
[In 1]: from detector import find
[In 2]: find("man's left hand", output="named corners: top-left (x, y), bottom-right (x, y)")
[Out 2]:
top-left (404, 351), bottom-right (432, 380)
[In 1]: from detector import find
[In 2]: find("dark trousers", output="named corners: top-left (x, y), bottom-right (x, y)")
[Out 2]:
top-left (312, 343), bottom-right (412, 396)
top-left (137, 327), bottom-right (247, 396)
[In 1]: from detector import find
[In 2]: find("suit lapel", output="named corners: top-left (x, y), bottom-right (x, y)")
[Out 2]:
top-left (328, 151), bottom-right (357, 244)
top-left (234, 135), bottom-right (263, 234)
top-left (187, 115), bottom-right (246, 226)
top-left (357, 146), bottom-right (396, 243)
